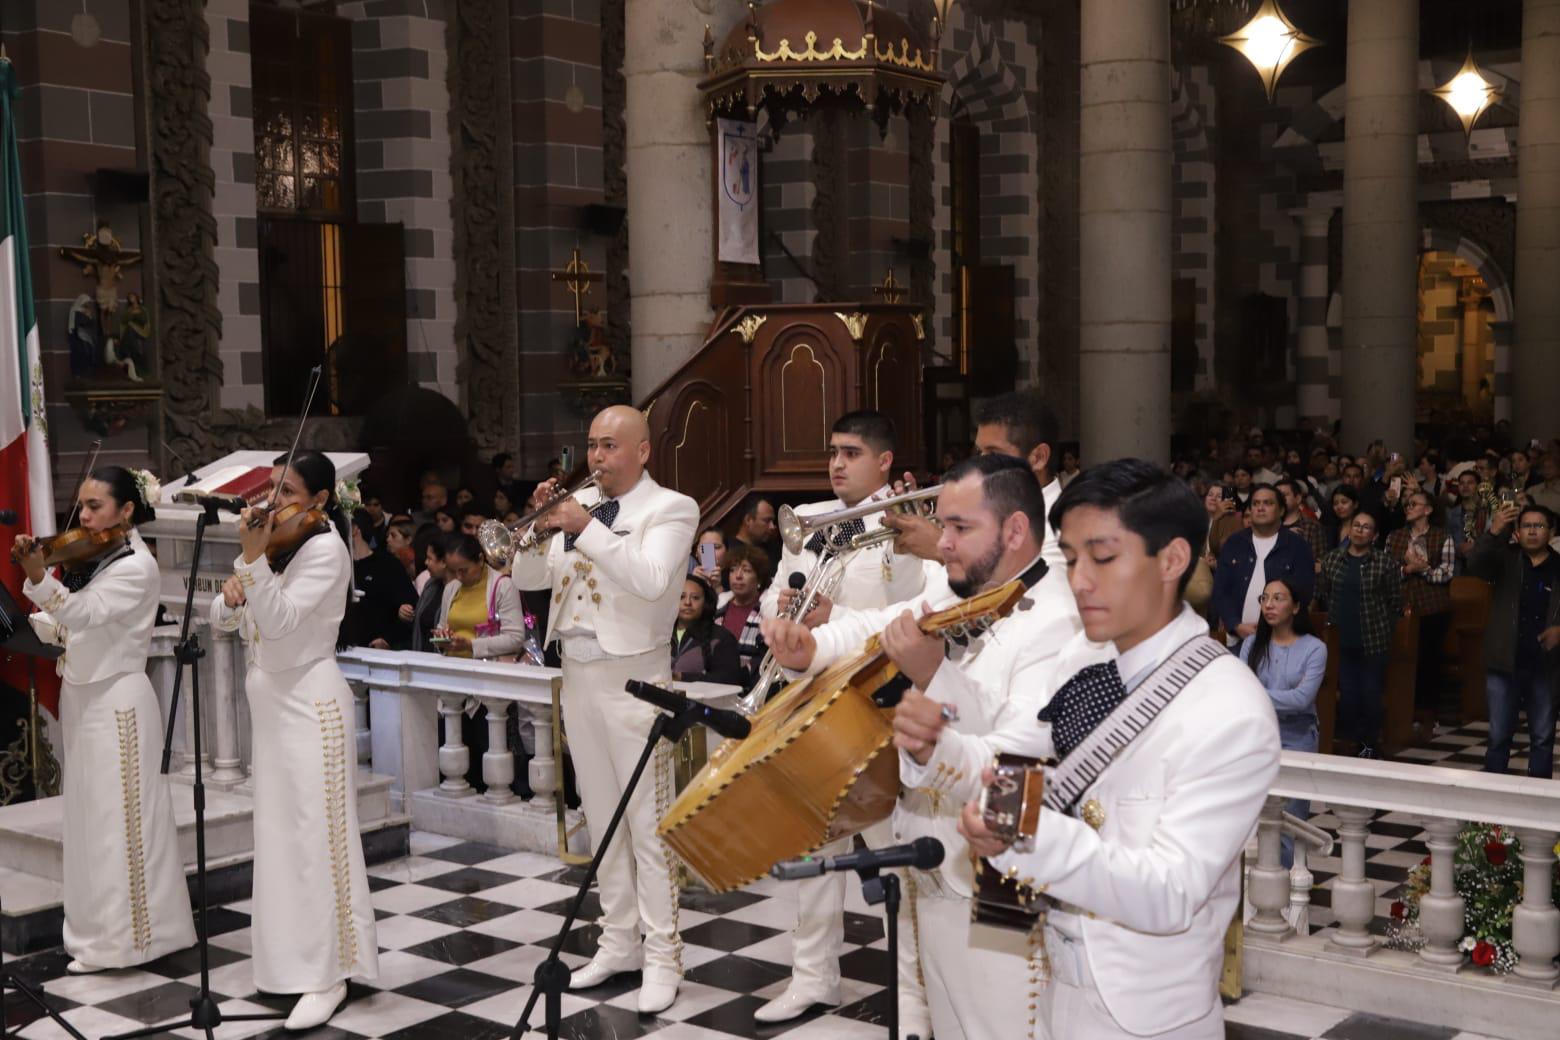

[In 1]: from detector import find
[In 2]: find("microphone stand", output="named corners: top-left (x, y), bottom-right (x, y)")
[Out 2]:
top-left (107, 501), bottom-right (284, 1040)
top-left (852, 865), bottom-right (907, 1040)
top-left (511, 697), bottom-right (708, 1040)
top-left (0, 890), bottom-right (87, 1040)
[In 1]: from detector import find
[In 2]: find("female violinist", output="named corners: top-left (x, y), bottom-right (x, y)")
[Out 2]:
top-left (209, 450), bottom-right (378, 1029)
top-left (14, 467), bottom-right (196, 974)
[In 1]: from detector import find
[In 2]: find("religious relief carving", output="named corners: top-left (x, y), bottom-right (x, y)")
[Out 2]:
top-left (449, 0), bottom-right (519, 455)
top-left (145, 0), bottom-right (223, 463)
top-left (60, 224), bottom-right (150, 383)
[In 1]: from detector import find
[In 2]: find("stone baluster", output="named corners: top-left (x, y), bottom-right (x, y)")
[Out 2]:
top-left (207, 629), bottom-right (245, 787)
top-left (1510, 828), bottom-right (1560, 987)
top-left (1417, 818), bottom-right (1467, 970)
top-left (523, 701), bottom-right (558, 814)
top-left (353, 684), bottom-right (371, 769)
top-left (1326, 805), bottom-right (1378, 955)
top-left (147, 631), bottom-right (182, 772)
top-left (479, 698), bottom-right (515, 805)
top-left (1288, 840), bottom-right (1317, 936)
top-left (1248, 796), bottom-right (1294, 938)
top-left (436, 695), bottom-right (473, 796)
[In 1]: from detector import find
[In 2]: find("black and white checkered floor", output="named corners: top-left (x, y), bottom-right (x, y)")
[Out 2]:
top-left (1, 717), bottom-right (1540, 1040)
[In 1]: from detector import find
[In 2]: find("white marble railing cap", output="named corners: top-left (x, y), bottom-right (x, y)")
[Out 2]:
top-left (1275, 750), bottom-right (1560, 832)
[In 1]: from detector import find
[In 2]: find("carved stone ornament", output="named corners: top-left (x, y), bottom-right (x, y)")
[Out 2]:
top-left (449, 0), bottom-right (519, 455)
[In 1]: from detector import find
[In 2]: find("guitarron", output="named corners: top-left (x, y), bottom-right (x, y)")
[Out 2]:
top-left (658, 580), bottom-right (1029, 892)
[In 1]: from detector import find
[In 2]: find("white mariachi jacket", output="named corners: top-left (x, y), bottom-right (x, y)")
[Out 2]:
top-left (799, 549), bottom-right (1083, 899)
top-left (509, 471), bottom-right (698, 658)
top-left (758, 487), bottom-right (929, 619)
top-left (25, 530), bottom-right (160, 685)
top-left (902, 605), bottom-right (1281, 1035)
top-left (209, 530), bottom-right (351, 671)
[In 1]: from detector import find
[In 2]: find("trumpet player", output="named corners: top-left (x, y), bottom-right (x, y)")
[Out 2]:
top-left (753, 410), bottom-right (934, 1031)
top-left (508, 404), bottom-right (697, 1015)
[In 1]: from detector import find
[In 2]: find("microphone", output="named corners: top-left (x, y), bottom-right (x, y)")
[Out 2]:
top-left (0, 510), bottom-right (17, 525)
top-left (771, 837), bottom-right (945, 880)
top-left (624, 679), bottom-right (751, 741)
top-left (171, 489), bottom-right (247, 513)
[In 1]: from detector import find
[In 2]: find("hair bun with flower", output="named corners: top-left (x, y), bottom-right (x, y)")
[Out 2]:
top-left (336, 477), bottom-right (362, 517)
top-left (131, 468), bottom-right (162, 508)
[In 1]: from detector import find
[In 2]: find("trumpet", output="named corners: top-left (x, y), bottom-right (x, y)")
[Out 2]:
top-left (477, 470), bottom-right (602, 568)
top-left (777, 483), bottom-right (940, 556)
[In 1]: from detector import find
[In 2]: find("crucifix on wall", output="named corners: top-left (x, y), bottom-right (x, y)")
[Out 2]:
top-left (549, 246), bottom-right (604, 326)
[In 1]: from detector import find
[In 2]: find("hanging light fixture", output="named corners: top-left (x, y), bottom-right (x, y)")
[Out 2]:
top-left (929, 0), bottom-right (957, 49)
top-left (1218, 0), bottom-right (1320, 102)
top-left (1431, 52), bottom-right (1503, 136)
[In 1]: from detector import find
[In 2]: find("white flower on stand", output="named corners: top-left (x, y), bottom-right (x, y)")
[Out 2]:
top-left (336, 477), bottom-right (362, 517)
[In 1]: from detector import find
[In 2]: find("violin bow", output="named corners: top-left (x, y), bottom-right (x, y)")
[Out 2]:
top-left (252, 365), bottom-right (324, 527)
top-left (62, 439), bottom-right (103, 532)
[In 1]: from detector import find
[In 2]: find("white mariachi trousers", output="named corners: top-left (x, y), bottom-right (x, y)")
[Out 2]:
top-left (787, 819), bottom-right (929, 1026)
top-left (559, 649), bottom-right (683, 982)
top-left (907, 878), bottom-right (1033, 1040)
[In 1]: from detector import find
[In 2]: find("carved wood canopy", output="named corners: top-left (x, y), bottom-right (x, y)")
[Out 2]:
top-left (700, 0), bottom-right (942, 133)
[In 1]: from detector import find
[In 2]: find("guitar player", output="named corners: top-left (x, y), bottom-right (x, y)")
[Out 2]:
top-left (894, 458), bottom-right (1281, 1039)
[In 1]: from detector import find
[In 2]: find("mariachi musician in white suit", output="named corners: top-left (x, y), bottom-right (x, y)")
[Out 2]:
top-left (510, 404), bottom-right (698, 1015)
top-left (17, 466), bottom-right (196, 976)
top-left (895, 459), bottom-right (1282, 1040)
top-left (752, 410), bottom-right (933, 1029)
top-left (763, 454), bottom-right (1081, 1040)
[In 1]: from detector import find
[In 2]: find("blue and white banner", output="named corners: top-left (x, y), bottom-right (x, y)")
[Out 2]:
top-left (717, 118), bottom-right (759, 265)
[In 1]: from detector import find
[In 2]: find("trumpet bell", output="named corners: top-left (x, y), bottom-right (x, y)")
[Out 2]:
top-left (477, 519), bottom-right (515, 568)
top-left (778, 504), bottom-right (808, 555)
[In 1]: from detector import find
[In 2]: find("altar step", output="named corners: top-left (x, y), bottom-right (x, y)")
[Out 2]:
top-left (0, 771), bottom-right (410, 955)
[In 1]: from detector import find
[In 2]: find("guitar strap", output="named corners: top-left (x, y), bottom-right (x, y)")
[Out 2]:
top-left (1042, 635), bottom-right (1227, 815)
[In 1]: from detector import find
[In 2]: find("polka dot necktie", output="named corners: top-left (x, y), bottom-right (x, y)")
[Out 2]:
top-left (564, 499), bottom-right (619, 552)
top-left (805, 518), bottom-right (865, 555)
top-left (1038, 660), bottom-right (1128, 759)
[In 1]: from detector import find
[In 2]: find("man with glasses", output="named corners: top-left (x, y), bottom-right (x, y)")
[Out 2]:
top-left (1469, 503), bottom-right (1560, 778)
top-left (1315, 509), bottom-right (1403, 758)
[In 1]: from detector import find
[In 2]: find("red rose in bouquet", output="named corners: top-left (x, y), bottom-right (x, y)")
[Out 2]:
top-left (1390, 901), bottom-right (1405, 920)
top-left (1472, 941), bottom-right (1497, 967)
top-left (1485, 840), bottom-right (1508, 866)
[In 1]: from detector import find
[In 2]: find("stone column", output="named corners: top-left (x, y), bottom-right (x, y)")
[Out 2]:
top-left (1340, 0), bottom-right (1419, 453)
top-left (1291, 208), bottom-right (1335, 426)
top-left (1079, 0), bottom-right (1171, 463)
top-left (625, 0), bottom-right (715, 400)
top-left (1489, 320), bottom-right (1514, 423)
top-left (1515, 0), bottom-right (1560, 439)
top-left (1459, 286), bottom-right (1487, 409)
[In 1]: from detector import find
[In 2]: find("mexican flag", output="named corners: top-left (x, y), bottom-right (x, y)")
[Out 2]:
top-left (0, 59), bottom-right (59, 715)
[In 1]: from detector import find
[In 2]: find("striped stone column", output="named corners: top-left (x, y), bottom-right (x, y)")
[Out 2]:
top-left (1341, 0), bottom-right (1419, 453)
top-left (1515, 0), bottom-right (1560, 439)
top-left (1291, 208), bottom-right (1334, 425)
top-left (1489, 320), bottom-right (1514, 424)
top-left (1079, 0), bottom-right (1171, 462)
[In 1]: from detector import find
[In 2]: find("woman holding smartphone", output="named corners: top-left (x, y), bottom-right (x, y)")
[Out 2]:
top-left (430, 533), bottom-right (523, 659)
top-left (211, 451), bottom-right (378, 1029)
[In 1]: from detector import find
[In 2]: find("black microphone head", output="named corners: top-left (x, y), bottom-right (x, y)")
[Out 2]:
top-left (911, 837), bottom-right (945, 869)
top-left (0, 509), bottom-right (17, 525)
top-left (788, 571), bottom-right (806, 589)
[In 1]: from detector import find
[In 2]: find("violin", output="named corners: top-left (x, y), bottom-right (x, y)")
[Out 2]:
top-left (260, 502), bottom-right (330, 564)
top-left (10, 525), bottom-right (128, 570)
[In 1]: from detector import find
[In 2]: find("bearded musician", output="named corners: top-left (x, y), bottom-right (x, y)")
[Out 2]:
top-left (752, 410), bottom-right (933, 1029)
top-left (509, 405), bottom-right (698, 1015)
top-left (763, 455), bottom-right (1082, 1040)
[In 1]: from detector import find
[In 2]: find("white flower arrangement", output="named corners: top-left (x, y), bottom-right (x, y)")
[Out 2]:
top-left (336, 477), bottom-right (362, 517)
top-left (132, 468), bottom-right (162, 507)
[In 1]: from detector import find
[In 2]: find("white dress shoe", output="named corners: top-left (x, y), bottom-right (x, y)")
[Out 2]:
top-left (636, 975), bottom-right (679, 1015)
top-left (567, 956), bottom-right (639, 991)
top-left (902, 1014), bottom-right (934, 1040)
top-left (753, 982), bottom-right (842, 1023)
top-left (65, 960), bottom-right (105, 975)
top-left (285, 981), bottom-right (348, 1031)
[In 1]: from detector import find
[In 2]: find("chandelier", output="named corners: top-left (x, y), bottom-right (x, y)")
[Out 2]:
top-left (1431, 52), bottom-right (1503, 136)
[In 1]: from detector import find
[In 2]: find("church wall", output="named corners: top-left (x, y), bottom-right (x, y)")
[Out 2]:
top-left (762, 125), bottom-right (816, 304)
top-left (1171, 64), bottom-right (1216, 395)
top-left (1, 0), bottom-right (151, 499)
top-left (930, 8), bottom-right (1041, 386)
top-left (338, 0), bottom-right (457, 402)
top-left (510, 0), bottom-right (606, 477)
top-left (205, 0), bottom-right (263, 414)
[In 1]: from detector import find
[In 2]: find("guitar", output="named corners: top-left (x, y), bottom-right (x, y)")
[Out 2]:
top-left (971, 753), bottom-right (1049, 930)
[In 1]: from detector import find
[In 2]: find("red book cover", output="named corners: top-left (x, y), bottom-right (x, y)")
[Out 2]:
top-left (211, 466), bottom-right (274, 504)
